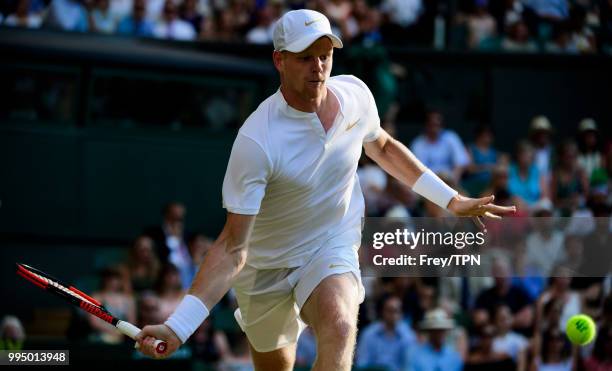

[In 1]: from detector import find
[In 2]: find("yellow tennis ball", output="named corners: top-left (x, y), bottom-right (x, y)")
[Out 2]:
top-left (566, 314), bottom-right (596, 346)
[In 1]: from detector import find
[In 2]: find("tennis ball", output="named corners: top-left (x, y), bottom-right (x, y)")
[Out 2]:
top-left (566, 314), bottom-right (596, 346)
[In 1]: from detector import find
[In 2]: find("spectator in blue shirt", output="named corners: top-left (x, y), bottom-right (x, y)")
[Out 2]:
top-left (410, 109), bottom-right (470, 184)
top-left (465, 125), bottom-right (503, 196)
top-left (356, 295), bottom-right (416, 371)
top-left (296, 327), bottom-right (317, 368)
top-left (42, 0), bottom-right (88, 32)
top-left (117, 0), bottom-right (154, 37)
top-left (408, 308), bottom-right (463, 371)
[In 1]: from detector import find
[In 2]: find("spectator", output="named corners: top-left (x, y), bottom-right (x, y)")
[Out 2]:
top-left (580, 202), bottom-right (612, 278)
top-left (122, 235), bottom-right (160, 293)
top-left (583, 324), bottom-right (612, 370)
top-left (153, 0), bottom-right (196, 41)
top-left (410, 109), bottom-right (470, 184)
top-left (218, 336), bottom-right (253, 371)
top-left (146, 0), bottom-right (165, 21)
top-left (544, 23), bottom-right (579, 53)
top-left (532, 327), bottom-right (573, 371)
top-left (381, 277), bottom-right (420, 322)
top-left (540, 297), bottom-right (564, 332)
top-left (191, 318), bottom-right (226, 365)
top-left (108, 0), bottom-right (132, 24)
top-left (501, 19), bottom-right (539, 51)
top-left (245, 5), bottom-right (274, 44)
top-left (551, 140), bottom-right (589, 215)
top-left (467, 0), bottom-right (498, 49)
top-left (465, 324), bottom-right (515, 370)
top-left (204, 8), bottom-right (241, 41)
top-left (356, 295), bottom-right (416, 371)
top-left (224, 0), bottom-right (252, 36)
top-left (144, 202), bottom-right (193, 288)
top-left (136, 290), bottom-right (163, 328)
top-left (352, 4), bottom-right (383, 46)
top-left (408, 308), bottom-right (463, 371)
top-left (325, 0), bottom-right (352, 25)
top-left (155, 263), bottom-right (185, 319)
top-left (466, 125), bottom-right (503, 196)
top-left (556, 234), bottom-right (585, 276)
top-left (43, 0), bottom-right (89, 32)
top-left (0, 316), bottom-right (25, 351)
top-left (2, 0), bottom-right (42, 28)
top-left (568, 5), bottom-right (596, 53)
top-left (525, 0), bottom-right (570, 20)
top-left (179, 0), bottom-right (205, 35)
top-left (492, 304), bottom-right (528, 365)
top-left (90, 0), bottom-right (115, 33)
top-left (600, 0), bottom-right (612, 51)
top-left (89, 267), bottom-right (136, 344)
top-left (474, 257), bottom-right (534, 334)
top-left (508, 140), bottom-right (548, 208)
top-left (491, 0), bottom-right (526, 33)
top-left (481, 165), bottom-right (510, 198)
top-left (186, 232), bottom-right (212, 284)
top-left (529, 115), bottom-right (554, 180)
top-left (358, 158), bottom-right (388, 216)
top-left (116, 0), bottom-right (154, 36)
top-left (384, 176), bottom-right (418, 219)
top-left (576, 118), bottom-right (603, 181)
top-left (536, 266), bottom-right (581, 333)
top-left (525, 199), bottom-right (565, 275)
top-left (296, 327), bottom-right (317, 368)
top-left (379, 0), bottom-right (424, 44)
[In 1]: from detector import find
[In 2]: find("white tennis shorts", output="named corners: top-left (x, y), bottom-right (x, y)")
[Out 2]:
top-left (232, 238), bottom-right (365, 352)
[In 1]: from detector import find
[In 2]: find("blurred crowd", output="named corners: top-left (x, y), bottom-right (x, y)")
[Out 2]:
top-left (1, 0), bottom-right (612, 53)
top-left (353, 112), bottom-right (612, 370)
top-left (1, 113), bottom-right (611, 370)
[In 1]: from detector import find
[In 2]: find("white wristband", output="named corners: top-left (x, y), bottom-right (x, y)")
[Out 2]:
top-left (412, 169), bottom-right (458, 209)
top-left (164, 294), bottom-right (209, 343)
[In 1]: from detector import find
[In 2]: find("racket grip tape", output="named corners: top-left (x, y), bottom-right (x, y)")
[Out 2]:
top-left (117, 320), bottom-right (167, 354)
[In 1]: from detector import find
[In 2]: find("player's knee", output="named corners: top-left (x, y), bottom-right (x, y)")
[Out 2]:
top-left (320, 317), bottom-right (356, 346)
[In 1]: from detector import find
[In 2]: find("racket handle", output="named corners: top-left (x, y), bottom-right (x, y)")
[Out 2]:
top-left (117, 320), bottom-right (168, 354)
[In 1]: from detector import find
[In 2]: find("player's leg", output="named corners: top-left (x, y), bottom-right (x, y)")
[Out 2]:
top-left (248, 341), bottom-right (297, 371)
top-left (299, 272), bottom-right (361, 371)
top-left (232, 265), bottom-right (302, 371)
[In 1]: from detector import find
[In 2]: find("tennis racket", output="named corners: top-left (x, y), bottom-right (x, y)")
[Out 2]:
top-left (16, 263), bottom-right (167, 354)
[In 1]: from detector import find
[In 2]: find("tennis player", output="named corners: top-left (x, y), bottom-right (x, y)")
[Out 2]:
top-left (136, 9), bottom-right (515, 370)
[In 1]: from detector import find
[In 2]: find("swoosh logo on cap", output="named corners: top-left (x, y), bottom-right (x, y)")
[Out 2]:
top-left (305, 18), bottom-right (323, 26)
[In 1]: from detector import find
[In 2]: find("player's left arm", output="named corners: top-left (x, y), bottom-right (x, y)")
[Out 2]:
top-left (364, 129), bottom-right (516, 228)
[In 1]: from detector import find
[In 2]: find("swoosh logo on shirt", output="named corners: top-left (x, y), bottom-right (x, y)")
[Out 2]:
top-left (346, 120), bottom-right (359, 131)
top-left (305, 18), bottom-right (323, 26)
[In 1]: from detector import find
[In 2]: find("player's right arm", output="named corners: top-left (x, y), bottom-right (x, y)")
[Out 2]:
top-left (188, 212), bottom-right (254, 309)
top-left (136, 212), bottom-right (255, 358)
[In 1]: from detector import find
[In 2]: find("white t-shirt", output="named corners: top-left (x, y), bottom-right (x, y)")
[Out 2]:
top-left (410, 130), bottom-right (469, 177)
top-left (493, 332), bottom-right (528, 361)
top-left (222, 75), bottom-right (381, 269)
top-left (153, 19), bottom-right (196, 40)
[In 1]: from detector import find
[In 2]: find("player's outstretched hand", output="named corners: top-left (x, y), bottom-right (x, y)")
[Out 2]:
top-left (135, 324), bottom-right (181, 359)
top-left (447, 194), bottom-right (516, 231)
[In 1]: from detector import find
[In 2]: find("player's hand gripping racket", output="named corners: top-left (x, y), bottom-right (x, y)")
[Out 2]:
top-left (16, 263), bottom-right (167, 354)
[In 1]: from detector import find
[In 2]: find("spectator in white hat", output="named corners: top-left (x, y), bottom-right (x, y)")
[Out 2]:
top-left (409, 308), bottom-right (463, 371)
top-left (529, 115), bottom-right (554, 182)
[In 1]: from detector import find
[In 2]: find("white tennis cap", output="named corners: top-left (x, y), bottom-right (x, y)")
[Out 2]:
top-left (273, 9), bottom-right (343, 53)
